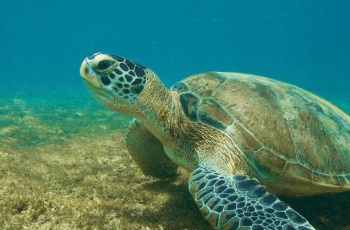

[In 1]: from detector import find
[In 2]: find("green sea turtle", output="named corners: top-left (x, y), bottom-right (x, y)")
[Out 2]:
top-left (80, 53), bottom-right (350, 230)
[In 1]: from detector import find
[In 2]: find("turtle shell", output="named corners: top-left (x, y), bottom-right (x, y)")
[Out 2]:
top-left (171, 72), bottom-right (350, 196)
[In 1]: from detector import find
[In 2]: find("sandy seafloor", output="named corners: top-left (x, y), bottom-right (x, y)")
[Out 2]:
top-left (0, 92), bottom-right (350, 230)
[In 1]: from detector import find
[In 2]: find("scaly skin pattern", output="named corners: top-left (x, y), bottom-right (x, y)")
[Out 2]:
top-left (81, 54), bottom-right (248, 175)
top-left (79, 53), bottom-right (350, 230)
top-left (138, 71), bottom-right (249, 176)
top-left (189, 165), bottom-right (315, 230)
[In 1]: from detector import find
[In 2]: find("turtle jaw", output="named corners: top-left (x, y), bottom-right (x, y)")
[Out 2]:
top-left (80, 57), bottom-right (115, 106)
top-left (80, 57), bottom-right (103, 88)
top-left (80, 56), bottom-right (122, 111)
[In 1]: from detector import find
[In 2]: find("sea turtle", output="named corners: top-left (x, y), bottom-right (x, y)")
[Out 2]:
top-left (79, 53), bottom-right (350, 230)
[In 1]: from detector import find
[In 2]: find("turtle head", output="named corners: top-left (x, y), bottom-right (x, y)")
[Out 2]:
top-left (80, 53), bottom-right (150, 115)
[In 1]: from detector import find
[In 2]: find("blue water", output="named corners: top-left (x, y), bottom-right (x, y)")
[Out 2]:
top-left (1, 0), bottom-right (349, 109)
top-left (1, 1), bottom-right (350, 229)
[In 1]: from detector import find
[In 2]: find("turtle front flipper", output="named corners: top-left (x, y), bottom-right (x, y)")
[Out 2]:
top-left (126, 119), bottom-right (179, 179)
top-left (189, 165), bottom-right (315, 230)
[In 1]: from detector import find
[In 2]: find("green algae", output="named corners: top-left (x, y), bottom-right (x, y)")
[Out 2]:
top-left (0, 93), bottom-right (349, 230)
top-left (0, 93), bottom-right (211, 230)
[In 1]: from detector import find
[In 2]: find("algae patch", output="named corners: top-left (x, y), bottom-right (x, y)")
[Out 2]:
top-left (0, 93), bottom-right (349, 230)
top-left (0, 94), bottom-right (211, 230)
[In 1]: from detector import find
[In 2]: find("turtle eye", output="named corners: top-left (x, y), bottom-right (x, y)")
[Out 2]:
top-left (97, 60), bottom-right (114, 70)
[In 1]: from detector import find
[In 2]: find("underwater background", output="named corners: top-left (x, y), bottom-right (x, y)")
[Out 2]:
top-left (1, 0), bottom-right (350, 229)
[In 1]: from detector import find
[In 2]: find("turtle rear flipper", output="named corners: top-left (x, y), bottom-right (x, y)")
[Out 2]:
top-left (189, 164), bottom-right (315, 230)
top-left (126, 119), bottom-right (178, 178)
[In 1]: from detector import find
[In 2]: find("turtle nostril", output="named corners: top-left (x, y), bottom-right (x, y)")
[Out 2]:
top-left (87, 55), bottom-right (95, 60)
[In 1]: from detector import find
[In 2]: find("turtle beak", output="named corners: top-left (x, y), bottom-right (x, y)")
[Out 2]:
top-left (79, 58), bottom-right (102, 88)
top-left (80, 58), bottom-right (89, 78)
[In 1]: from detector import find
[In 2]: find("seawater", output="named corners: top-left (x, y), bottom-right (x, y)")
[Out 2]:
top-left (1, 0), bottom-right (349, 229)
